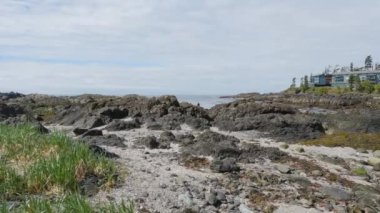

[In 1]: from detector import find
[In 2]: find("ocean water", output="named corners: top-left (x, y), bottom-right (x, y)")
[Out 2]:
top-left (175, 95), bottom-right (235, 109)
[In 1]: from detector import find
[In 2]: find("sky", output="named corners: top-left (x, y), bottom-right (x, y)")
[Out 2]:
top-left (0, 0), bottom-right (380, 95)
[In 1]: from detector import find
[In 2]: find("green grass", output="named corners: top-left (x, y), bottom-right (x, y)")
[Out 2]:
top-left (352, 167), bottom-right (368, 177)
top-left (1, 194), bottom-right (134, 213)
top-left (0, 124), bottom-right (133, 212)
top-left (302, 132), bottom-right (380, 150)
top-left (0, 125), bottom-right (116, 198)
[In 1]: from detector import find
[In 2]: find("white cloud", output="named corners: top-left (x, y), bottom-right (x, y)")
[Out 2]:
top-left (0, 0), bottom-right (380, 95)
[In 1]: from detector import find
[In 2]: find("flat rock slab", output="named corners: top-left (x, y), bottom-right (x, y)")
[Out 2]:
top-left (319, 186), bottom-right (352, 201)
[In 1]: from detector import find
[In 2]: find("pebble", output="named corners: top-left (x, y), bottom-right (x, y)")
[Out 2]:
top-left (141, 192), bottom-right (149, 198)
top-left (159, 183), bottom-right (168, 189)
top-left (311, 170), bottom-right (323, 177)
top-left (275, 164), bottom-right (291, 174)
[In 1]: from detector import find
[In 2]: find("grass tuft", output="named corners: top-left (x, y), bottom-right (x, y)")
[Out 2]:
top-left (0, 124), bottom-right (133, 212)
top-left (0, 124), bottom-right (116, 199)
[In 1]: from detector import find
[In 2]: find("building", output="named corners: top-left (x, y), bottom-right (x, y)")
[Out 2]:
top-left (310, 73), bottom-right (332, 87)
top-left (331, 70), bottom-right (380, 87)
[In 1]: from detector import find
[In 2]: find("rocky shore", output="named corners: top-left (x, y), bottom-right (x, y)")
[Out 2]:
top-left (1, 92), bottom-right (380, 212)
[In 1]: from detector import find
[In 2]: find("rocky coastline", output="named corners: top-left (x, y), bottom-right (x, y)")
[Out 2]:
top-left (1, 92), bottom-right (380, 212)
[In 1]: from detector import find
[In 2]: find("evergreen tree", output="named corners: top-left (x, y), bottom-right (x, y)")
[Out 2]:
top-left (348, 75), bottom-right (355, 91)
top-left (350, 62), bottom-right (354, 72)
top-left (301, 75), bottom-right (309, 92)
top-left (365, 55), bottom-right (373, 69)
top-left (290, 77), bottom-right (296, 88)
top-left (304, 75), bottom-right (309, 89)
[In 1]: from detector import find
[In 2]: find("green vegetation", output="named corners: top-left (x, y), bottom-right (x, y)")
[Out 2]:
top-left (1, 195), bottom-right (134, 213)
top-left (302, 132), bottom-right (380, 150)
top-left (352, 167), bottom-right (368, 177)
top-left (0, 125), bottom-right (133, 213)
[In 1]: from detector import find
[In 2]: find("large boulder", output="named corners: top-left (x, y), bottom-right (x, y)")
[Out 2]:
top-left (210, 100), bottom-right (324, 141)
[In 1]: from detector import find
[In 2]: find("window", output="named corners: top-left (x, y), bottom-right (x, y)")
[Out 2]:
top-left (367, 74), bottom-right (377, 81)
top-left (334, 75), bottom-right (344, 82)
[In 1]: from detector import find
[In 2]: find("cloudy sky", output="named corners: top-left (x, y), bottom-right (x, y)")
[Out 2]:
top-left (0, 0), bottom-right (379, 95)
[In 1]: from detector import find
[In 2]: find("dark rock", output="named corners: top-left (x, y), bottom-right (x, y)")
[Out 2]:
top-left (239, 143), bottom-right (287, 163)
top-left (146, 122), bottom-right (163, 130)
top-left (210, 158), bottom-right (240, 173)
top-left (81, 134), bottom-right (126, 148)
top-left (73, 128), bottom-right (88, 136)
top-left (182, 131), bottom-right (241, 159)
top-left (138, 136), bottom-right (160, 149)
top-left (159, 131), bottom-right (176, 143)
top-left (185, 117), bottom-right (210, 130)
top-left (98, 107), bottom-right (129, 119)
top-left (105, 119), bottom-right (140, 131)
top-left (82, 129), bottom-right (103, 137)
top-left (88, 145), bottom-right (119, 158)
top-left (0, 103), bottom-right (25, 119)
top-left (210, 100), bottom-right (325, 141)
top-left (76, 116), bottom-right (106, 129)
top-left (176, 134), bottom-right (195, 146)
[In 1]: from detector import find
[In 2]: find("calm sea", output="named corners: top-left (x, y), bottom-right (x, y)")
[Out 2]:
top-left (175, 95), bottom-right (235, 109)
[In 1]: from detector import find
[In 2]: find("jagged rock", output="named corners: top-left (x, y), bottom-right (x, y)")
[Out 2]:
top-left (210, 100), bottom-right (325, 141)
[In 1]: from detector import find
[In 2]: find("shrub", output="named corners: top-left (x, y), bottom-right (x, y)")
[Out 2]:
top-left (361, 80), bottom-right (375, 94)
top-left (374, 84), bottom-right (380, 94)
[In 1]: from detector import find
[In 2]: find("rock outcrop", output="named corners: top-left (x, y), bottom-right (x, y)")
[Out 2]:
top-left (210, 100), bottom-right (325, 141)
